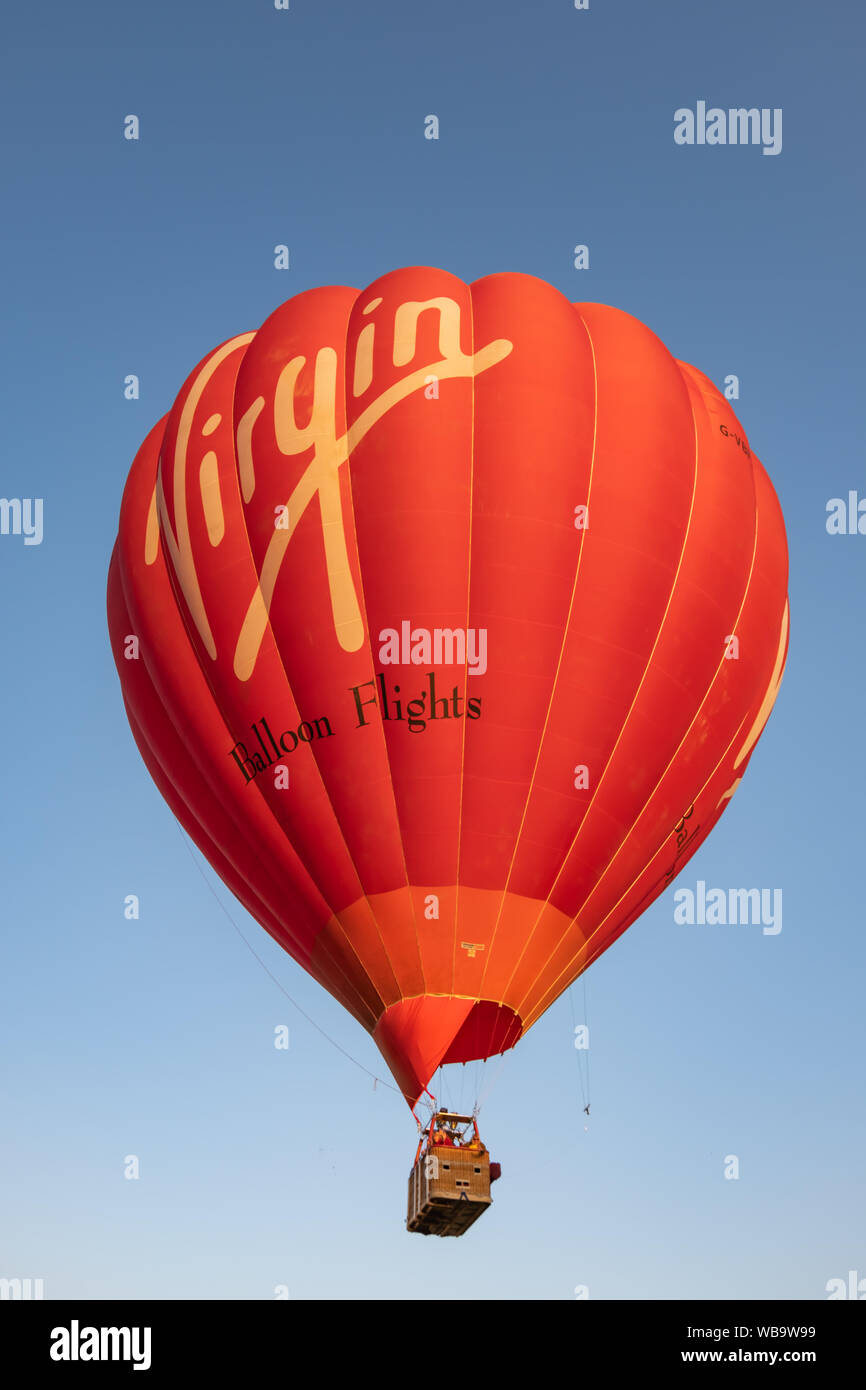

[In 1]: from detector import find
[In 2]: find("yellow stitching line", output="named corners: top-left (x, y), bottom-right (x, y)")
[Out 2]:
top-left (452, 279), bottom-right (476, 1000)
top-left (129, 456), bottom-right (379, 1029)
top-left (476, 301), bottom-right (599, 1053)
top-left (135, 690), bottom-right (379, 1032)
top-left (537, 595), bottom-right (788, 1019)
top-left (522, 601), bottom-right (787, 1029)
top-left (339, 289), bottom-right (427, 999)
top-left (501, 340), bottom-right (701, 1008)
top-left (518, 392), bottom-right (779, 1025)
top-left (163, 333), bottom-right (396, 1014)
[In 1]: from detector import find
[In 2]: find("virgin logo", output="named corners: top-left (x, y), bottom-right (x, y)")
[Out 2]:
top-left (150, 295), bottom-right (513, 683)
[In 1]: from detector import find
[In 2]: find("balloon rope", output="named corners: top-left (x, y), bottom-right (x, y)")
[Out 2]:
top-left (474, 1051), bottom-right (509, 1116)
top-left (176, 825), bottom-right (404, 1098)
top-left (583, 974), bottom-right (591, 1110)
top-left (568, 982), bottom-right (588, 1112)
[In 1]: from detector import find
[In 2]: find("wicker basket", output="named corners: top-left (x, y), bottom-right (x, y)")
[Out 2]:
top-left (406, 1117), bottom-right (494, 1237)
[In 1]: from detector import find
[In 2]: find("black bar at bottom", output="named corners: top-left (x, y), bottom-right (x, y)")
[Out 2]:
top-left (2, 1298), bottom-right (862, 1376)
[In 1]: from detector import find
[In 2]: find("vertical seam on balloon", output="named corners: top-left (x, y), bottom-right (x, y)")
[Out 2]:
top-left (270, 290), bottom-right (423, 1000)
top-left (523, 573), bottom-right (789, 1030)
top-left (218, 352), bottom-right (401, 1016)
top-left (113, 558), bottom-right (313, 965)
top-left (521, 598), bottom-right (783, 1029)
top-left (514, 372), bottom-right (770, 1025)
top-left (522, 630), bottom-right (784, 1028)
top-left (500, 337), bottom-right (702, 1010)
top-left (116, 492), bottom-right (380, 1029)
top-left (241, 295), bottom-right (416, 1007)
top-left (475, 302), bottom-right (599, 1049)
top-left (551, 366), bottom-right (761, 942)
top-left (338, 288), bottom-right (429, 999)
top-left (162, 337), bottom-right (395, 1016)
top-left (118, 452), bottom-right (327, 973)
top-left (125, 695), bottom-right (378, 1032)
top-left (451, 279), bottom-right (477, 1003)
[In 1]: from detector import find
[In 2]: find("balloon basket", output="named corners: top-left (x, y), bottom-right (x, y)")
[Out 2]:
top-left (406, 1110), bottom-right (498, 1237)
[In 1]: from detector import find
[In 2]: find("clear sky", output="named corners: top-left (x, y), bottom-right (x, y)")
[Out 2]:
top-left (1, 0), bottom-right (863, 1301)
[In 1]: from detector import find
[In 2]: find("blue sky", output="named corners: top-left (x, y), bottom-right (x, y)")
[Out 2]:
top-left (1, 0), bottom-right (863, 1299)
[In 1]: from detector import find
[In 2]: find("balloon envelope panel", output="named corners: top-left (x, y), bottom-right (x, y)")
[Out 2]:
top-left (107, 268), bottom-right (789, 1106)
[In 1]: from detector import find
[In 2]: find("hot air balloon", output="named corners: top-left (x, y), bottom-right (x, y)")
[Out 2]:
top-left (107, 268), bottom-right (788, 1232)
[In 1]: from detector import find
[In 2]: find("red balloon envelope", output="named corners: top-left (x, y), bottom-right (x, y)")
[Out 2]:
top-left (107, 267), bottom-right (789, 1108)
